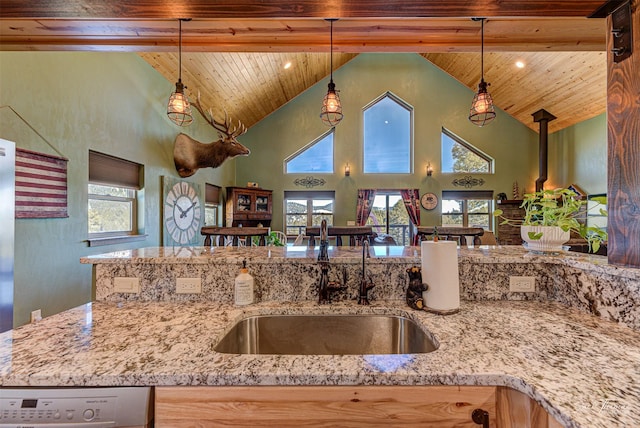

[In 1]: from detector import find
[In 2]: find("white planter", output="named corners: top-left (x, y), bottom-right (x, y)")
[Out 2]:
top-left (521, 225), bottom-right (570, 253)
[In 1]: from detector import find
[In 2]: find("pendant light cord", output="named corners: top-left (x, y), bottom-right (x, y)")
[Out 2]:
top-left (178, 19), bottom-right (183, 82)
top-left (330, 19), bottom-right (334, 83)
top-left (480, 18), bottom-right (484, 80)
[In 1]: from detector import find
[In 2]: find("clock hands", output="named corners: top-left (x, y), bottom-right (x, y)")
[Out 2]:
top-left (179, 201), bottom-right (198, 219)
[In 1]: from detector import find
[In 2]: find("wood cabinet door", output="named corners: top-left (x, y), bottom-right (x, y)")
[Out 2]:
top-left (235, 191), bottom-right (253, 213)
top-left (155, 385), bottom-right (496, 427)
top-left (254, 192), bottom-right (270, 213)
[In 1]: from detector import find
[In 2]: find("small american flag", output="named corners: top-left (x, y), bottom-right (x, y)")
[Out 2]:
top-left (15, 148), bottom-right (68, 218)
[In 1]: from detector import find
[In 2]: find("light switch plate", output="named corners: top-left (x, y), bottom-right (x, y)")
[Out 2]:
top-left (176, 277), bottom-right (202, 294)
top-left (509, 276), bottom-right (536, 292)
top-left (113, 277), bottom-right (140, 293)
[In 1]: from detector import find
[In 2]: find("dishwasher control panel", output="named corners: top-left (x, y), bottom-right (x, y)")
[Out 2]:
top-left (0, 387), bottom-right (152, 427)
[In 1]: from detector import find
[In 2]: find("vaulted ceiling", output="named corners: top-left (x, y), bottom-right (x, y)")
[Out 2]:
top-left (0, 1), bottom-right (608, 133)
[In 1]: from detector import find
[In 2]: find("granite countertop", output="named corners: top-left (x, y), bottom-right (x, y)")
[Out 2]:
top-left (1, 299), bottom-right (638, 428)
top-left (81, 245), bottom-right (640, 281)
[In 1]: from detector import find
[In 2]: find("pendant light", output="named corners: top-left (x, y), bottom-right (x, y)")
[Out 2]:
top-left (320, 18), bottom-right (343, 127)
top-left (469, 18), bottom-right (496, 127)
top-left (167, 18), bottom-right (193, 126)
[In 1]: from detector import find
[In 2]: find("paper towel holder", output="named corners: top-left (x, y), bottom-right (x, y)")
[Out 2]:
top-left (421, 240), bottom-right (460, 315)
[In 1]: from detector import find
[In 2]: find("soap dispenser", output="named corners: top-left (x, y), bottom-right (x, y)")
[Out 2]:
top-left (234, 259), bottom-right (254, 306)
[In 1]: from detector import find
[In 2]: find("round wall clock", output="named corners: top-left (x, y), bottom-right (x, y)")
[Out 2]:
top-left (420, 192), bottom-right (439, 210)
top-left (163, 178), bottom-right (202, 246)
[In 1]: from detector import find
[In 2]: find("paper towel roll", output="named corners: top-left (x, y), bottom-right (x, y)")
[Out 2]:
top-left (421, 241), bottom-right (460, 314)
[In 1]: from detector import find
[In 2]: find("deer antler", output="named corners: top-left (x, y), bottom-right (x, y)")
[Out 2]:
top-left (191, 93), bottom-right (247, 139)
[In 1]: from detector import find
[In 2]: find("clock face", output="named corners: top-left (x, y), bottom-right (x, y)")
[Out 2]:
top-left (164, 180), bottom-right (202, 245)
top-left (421, 192), bottom-right (439, 210)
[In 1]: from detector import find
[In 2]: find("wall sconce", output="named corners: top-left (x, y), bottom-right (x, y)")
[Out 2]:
top-left (426, 162), bottom-right (434, 177)
top-left (344, 163), bottom-right (351, 177)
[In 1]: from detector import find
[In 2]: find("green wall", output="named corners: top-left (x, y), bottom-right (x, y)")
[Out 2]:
top-left (0, 52), bottom-right (235, 327)
top-left (548, 113), bottom-right (607, 195)
top-left (237, 53), bottom-right (540, 231)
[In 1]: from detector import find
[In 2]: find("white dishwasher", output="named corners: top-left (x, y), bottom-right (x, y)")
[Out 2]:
top-left (0, 386), bottom-right (153, 427)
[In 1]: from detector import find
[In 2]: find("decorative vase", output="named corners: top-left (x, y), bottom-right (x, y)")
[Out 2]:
top-left (521, 225), bottom-right (570, 253)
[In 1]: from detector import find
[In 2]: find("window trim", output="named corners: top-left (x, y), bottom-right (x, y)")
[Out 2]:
top-left (363, 91), bottom-right (414, 175)
top-left (87, 234), bottom-right (148, 247)
top-left (441, 128), bottom-right (494, 174)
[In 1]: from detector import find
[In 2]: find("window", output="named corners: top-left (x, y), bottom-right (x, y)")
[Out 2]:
top-left (204, 183), bottom-right (221, 226)
top-left (284, 191), bottom-right (335, 236)
top-left (366, 192), bottom-right (411, 245)
top-left (88, 184), bottom-right (135, 234)
top-left (441, 128), bottom-right (493, 173)
top-left (285, 130), bottom-right (334, 173)
top-left (441, 190), bottom-right (494, 230)
top-left (88, 150), bottom-right (144, 246)
top-left (363, 93), bottom-right (412, 173)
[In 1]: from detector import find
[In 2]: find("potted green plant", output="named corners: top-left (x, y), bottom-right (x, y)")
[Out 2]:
top-left (252, 231), bottom-right (286, 247)
top-left (493, 188), bottom-right (607, 253)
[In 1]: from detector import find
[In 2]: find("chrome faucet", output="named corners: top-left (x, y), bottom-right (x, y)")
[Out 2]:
top-left (358, 240), bottom-right (375, 305)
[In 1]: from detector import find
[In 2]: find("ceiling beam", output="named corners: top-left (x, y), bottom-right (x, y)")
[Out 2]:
top-left (0, 0), bottom-right (607, 19)
top-left (0, 18), bottom-right (605, 52)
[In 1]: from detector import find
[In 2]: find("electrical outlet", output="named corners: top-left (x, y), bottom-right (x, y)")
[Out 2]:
top-left (510, 276), bottom-right (536, 292)
top-left (30, 309), bottom-right (42, 323)
top-left (113, 277), bottom-right (140, 293)
top-left (176, 277), bottom-right (202, 294)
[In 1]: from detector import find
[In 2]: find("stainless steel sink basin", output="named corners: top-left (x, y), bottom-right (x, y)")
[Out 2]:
top-left (214, 314), bottom-right (438, 355)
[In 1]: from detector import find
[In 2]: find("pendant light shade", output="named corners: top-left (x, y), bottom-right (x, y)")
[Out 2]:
top-left (469, 18), bottom-right (496, 127)
top-left (320, 19), bottom-right (343, 127)
top-left (167, 18), bottom-right (193, 126)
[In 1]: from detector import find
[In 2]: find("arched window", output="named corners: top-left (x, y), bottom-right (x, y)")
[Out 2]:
top-left (363, 92), bottom-right (413, 174)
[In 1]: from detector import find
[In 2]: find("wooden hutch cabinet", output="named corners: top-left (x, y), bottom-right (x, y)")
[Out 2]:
top-left (225, 186), bottom-right (272, 227)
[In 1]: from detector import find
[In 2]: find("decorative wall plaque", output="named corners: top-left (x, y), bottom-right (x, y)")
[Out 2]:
top-left (294, 176), bottom-right (326, 188)
top-left (452, 175), bottom-right (485, 188)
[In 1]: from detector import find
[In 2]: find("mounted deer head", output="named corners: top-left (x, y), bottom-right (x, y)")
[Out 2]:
top-left (173, 95), bottom-right (249, 178)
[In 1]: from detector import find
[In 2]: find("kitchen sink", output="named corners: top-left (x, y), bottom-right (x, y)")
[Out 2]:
top-left (214, 314), bottom-right (438, 355)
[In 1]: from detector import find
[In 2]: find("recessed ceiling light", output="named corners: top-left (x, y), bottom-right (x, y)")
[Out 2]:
top-left (515, 60), bottom-right (526, 69)
top-left (284, 61), bottom-right (292, 70)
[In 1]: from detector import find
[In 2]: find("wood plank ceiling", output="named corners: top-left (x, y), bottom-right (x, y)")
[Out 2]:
top-left (0, 1), bottom-right (608, 133)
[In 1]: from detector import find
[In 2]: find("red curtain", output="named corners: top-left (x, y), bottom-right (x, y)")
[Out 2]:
top-left (356, 189), bottom-right (376, 226)
top-left (401, 189), bottom-right (421, 245)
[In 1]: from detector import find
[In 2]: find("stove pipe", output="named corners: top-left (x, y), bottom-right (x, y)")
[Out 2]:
top-left (532, 109), bottom-right (557, 192)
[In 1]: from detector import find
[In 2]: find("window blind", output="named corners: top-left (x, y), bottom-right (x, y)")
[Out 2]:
top-left (89, 150), bottom-right (142, 189)
top-left (442, 190), bottom-right (493, 199)
top-left (205, 183), bottom-right (221, 204)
